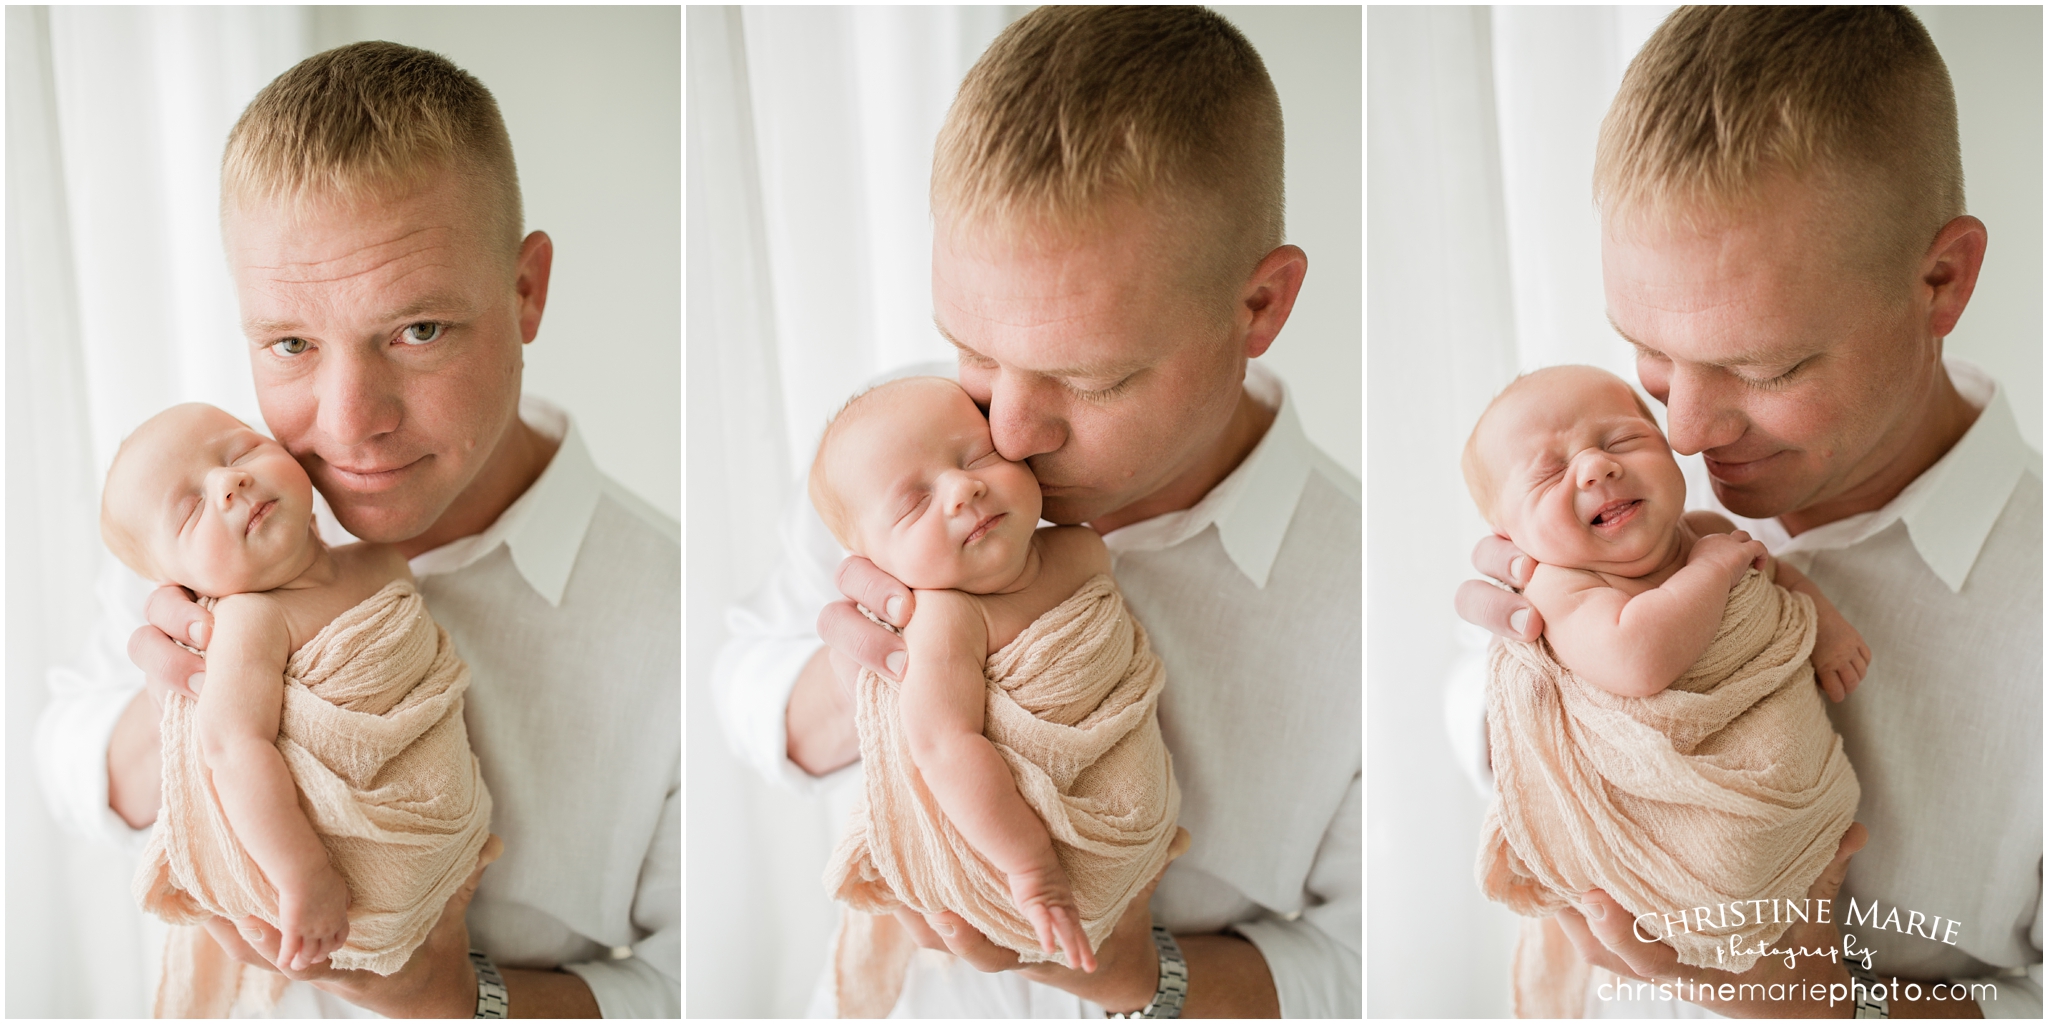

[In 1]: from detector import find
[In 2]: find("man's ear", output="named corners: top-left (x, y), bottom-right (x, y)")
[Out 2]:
top-left (1238, 244), bottom-right (1307, 359)
top-left (1921, 215), bottom-right (1986, 340)
top-left (516, 231), bottom-right (555, 345)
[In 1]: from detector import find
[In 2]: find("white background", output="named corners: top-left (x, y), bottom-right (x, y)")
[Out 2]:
top-left (1367, 6), bottom-right (2041, 1017)
top-left (6, 7), bottom-right (677, 1016)
top-left (688, 5), bottom-right (1359, 1016)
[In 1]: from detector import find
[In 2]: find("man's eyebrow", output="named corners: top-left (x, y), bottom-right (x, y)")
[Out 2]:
top-left (244, 295), bottom-right (477, 337)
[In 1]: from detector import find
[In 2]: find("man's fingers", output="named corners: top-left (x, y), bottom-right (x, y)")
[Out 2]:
top-left (926, 910), bottom-right (1019, 973)
top-left (143, 585), bottom-right (212, 649)
top-left (1471, 534), bottom-right (1533, 588)
top-left (1810, 822), bottom-right (1868, 901)
top-left (128, 625), bottom-right (206, 703)
top-left (893, 908), bottom-right (949, 952)
top-left (1579, 889), bottom-right (1678, 981)
top-left (817, 600), bottom-right (909, 681)
top-left (834, 556), bottom-right (915, 627)
top-left (1552, 906), bottom-right (1644, 981)
top-left (1454, 579), bottom-right (1543, 641)
top-left (202, 917), bottom-right (281, 973)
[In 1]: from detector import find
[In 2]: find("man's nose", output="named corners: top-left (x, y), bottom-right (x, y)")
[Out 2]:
top-left (1661, 367), bottom-right (1745, 456)
top-left (984, 375), bottom-right (1067, 463)
top-left (314, 345), bottom-right (403, 448)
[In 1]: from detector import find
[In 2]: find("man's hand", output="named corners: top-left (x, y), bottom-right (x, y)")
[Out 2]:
top-left (892, 866), bottom-right (1165, 1012)
top-left (202, 835), bottom-right (503, 1018)
top-left (133, 584), bottom-right (214, 704)
top-left (109, 585), bottom-right (217, 828)
top-left (787, 556), bottom-right (915, 776)
top-left (1454, 535), bottom-right (1545, 642)
top-left (1554, 822), bottom-right (1867, 1018)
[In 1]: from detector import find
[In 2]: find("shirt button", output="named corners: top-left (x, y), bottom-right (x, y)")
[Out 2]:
top-left (609, 945), bottom-right (634, 960)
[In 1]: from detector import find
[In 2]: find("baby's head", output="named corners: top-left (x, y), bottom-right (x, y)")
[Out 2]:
top-left (102, 403), bottom-right (321, 598)
top-left (1462, 366), bottom-right (1688, 575)
top-left (810, 377), bottom-right (1042, 592)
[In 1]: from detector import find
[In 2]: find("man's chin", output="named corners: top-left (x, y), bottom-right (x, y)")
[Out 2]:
top-left (1709, 478), bottom-right (1802, 522)
top-left (325, 499), bottom-right (441, 546)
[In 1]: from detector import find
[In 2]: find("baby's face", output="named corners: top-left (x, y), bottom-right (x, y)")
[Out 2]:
top-left (828, 379), bottom-right (1042, 592)
top-left (1481, 369), bottom-right (1687, 575)
top-left (106, 404), bottom-right (319, 596)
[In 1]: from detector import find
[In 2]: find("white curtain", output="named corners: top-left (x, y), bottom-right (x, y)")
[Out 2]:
top-left (1367, 6), bottom-right (2038, 1017)
top-left (7, 6), bottom-right (311, 1016)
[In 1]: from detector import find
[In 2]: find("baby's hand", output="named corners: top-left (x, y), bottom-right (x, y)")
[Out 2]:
top-left (1006, 860), bottom-right (1096, 974)
top-left (1811, 605), bottom-right (1872, 703)
top-left (275, 866), bottom-right (350, 972)
top-left (1689, 529), bottom-right (1769, 589)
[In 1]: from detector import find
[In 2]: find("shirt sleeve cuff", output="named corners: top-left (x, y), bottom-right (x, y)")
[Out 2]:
top-left (1230, 916), bottom-right (1361, 1018)
top-left (712, 635), bottom-right (843, 793)
top-left (34, 675), bottom-right (154, 852)
top-left (562, 954), bottom-right (680, 1019)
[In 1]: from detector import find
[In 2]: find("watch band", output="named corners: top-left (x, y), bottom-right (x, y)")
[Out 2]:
top-left (1105, 925), bottom-right (1188, 1019)
top-left (470, 949), bottom-right (509, 1019)
top-left (1848, 958), bottom-right (1889, 1019)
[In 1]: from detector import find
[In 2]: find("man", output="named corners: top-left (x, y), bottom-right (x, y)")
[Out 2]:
top-left (36, 42), bottom-right (678, 1017)
top-left (715, 7), bottom-right (1359, 1018)
top-left (1453, 7), bottom-right (2040, 1017)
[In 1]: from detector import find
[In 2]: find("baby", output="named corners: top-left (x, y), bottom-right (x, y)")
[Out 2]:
top-left (1462, 364), bottom-right (1870, 701)
top-left (1462, 365), bottom-right (1865, 985)
top-left (102, 403), bottom-right (491, 999)
top-left (810, 377), bottom-right (1185, 1008)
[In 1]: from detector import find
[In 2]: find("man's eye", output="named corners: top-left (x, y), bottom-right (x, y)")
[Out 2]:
top-left (1068, 375), bottom-right (1136, 402)
top-left (271, 337), bottom-right (311, 357)
top-left (400, 322), bottom-right (443, 345)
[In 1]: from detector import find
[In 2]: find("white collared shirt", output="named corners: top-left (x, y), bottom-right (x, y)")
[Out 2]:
top-left (1447, 359), bottom-right (2042, 1018)
top-left (35, 396), bottom-right (680, 1018)
top-left (714, 361), bottom-right (1362, 1017)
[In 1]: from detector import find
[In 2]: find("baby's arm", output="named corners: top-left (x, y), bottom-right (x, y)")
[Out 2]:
top-left (1685, 511), bottom-right (1871, 702)
top-left (1526, 530), bottom-right (1767, 698)
top-left (199, 596), bottom-right (349, 971)
top-left (897, 590), bottom-right (1095, 972)
top-left (1770, 559), bottom-right (1871, 702)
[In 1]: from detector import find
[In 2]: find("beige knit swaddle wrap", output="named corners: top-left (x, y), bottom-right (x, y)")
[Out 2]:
top-left (135, 580), bottom-right (494, 1018)
top-left (1479, 569), bottom-right (1860, 1013)
top-left (824, 574), bottom-right (1189, 1018)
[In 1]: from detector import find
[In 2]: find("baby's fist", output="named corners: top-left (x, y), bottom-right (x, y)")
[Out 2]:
top-left (1691, 529), bottom-right (1769, 587)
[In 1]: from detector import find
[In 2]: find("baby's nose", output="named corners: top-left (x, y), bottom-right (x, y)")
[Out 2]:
top-left (1576, 453), bottom-right (1621, 487)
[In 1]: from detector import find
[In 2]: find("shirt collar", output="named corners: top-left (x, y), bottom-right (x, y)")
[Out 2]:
top-left (1773, 358), bottom-right (2039, 592)
top-left (406, 395), bottom-right (602, 605)
top-left (1099, 362), bottom-right (1317, 588)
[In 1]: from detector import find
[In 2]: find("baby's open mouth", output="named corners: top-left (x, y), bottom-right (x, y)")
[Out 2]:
top-left (966, 513), bottom-right (1005, 545)
top-left (1590, 499), bottom-right (1641, 527)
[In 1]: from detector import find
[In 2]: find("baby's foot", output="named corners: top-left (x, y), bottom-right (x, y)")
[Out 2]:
top-left (1007, 863), bottom-right (1095, 973)
top-left (276, 868), bottom-right (351, 972)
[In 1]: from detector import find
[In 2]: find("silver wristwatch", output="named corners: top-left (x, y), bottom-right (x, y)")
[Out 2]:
top-left (470, 949), bottom-right (509, 1018)
top-left (1105, 925), bottom-right (1187, 1019)
top-left (1848, 958), bottom-right (1888, 1019)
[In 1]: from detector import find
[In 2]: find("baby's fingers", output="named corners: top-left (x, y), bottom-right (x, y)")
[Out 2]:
top-left (1024, 902), bottom-right (1058, 958)
top-left (1052, 906), bottom-right (1096, 973)
top-left (1818, 668), bottom-right (1846, 703)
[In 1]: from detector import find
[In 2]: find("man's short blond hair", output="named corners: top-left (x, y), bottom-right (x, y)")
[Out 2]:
top-left (222, 41), bottom-right (523, 260)
top-left (1596, 6), bottom-right (1962, 273)
top-left (932, 6), bottom-right (1284, 287)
